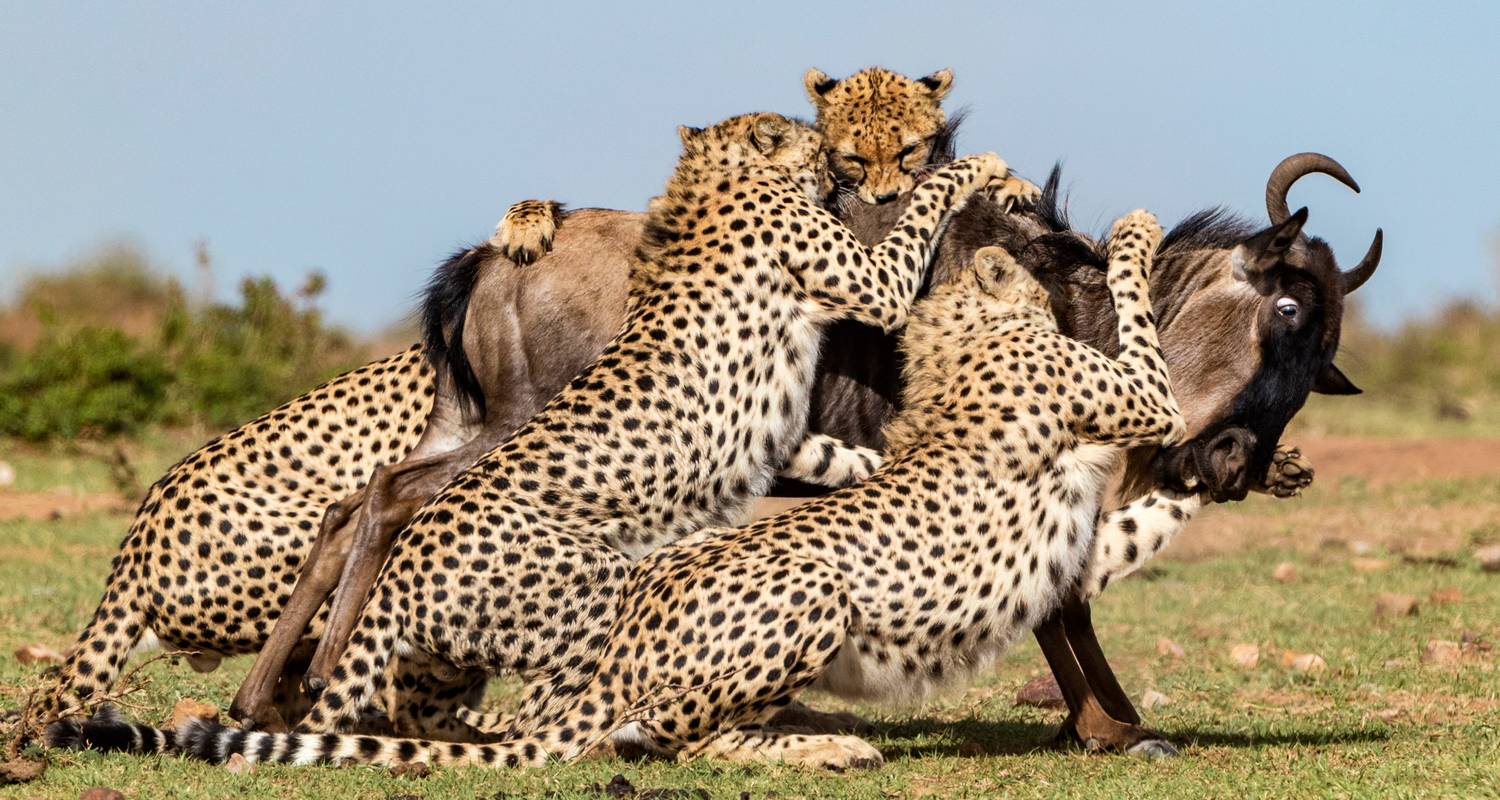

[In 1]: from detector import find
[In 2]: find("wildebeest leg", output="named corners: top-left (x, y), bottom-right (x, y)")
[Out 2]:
top-left (230, 493), bottom-right (365, 729)
top-left (1035, 611), bottom-right (1178, 757)
top-left (304, 434), bottom-right (503, 697)
top-left (1059, 599), bottom-right (1143, 726)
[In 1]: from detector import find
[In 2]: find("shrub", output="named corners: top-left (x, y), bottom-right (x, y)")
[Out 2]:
top-left (0, 326), bottom-right (172, 439)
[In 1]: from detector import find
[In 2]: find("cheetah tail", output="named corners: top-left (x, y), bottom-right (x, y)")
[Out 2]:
top-left (44, 705), bottom-right (176, 755)
top-left (177, 718), bottom-right (553, 768)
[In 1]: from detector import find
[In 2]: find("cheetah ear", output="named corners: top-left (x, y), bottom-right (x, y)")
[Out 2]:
top-left (677, 125), bottom-right (704, 148)
top-left (804, 68), bottom-right (837, 106)
top-left (750, 114), bottom-right (791, 155)
top-left (917, 68), bottom-right (954, 100)
top-left (973, 246), bottom-right (1018, 295)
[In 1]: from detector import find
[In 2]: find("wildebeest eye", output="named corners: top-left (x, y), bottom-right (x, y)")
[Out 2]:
top-left (1274, 296), bottom-right (1301, 321)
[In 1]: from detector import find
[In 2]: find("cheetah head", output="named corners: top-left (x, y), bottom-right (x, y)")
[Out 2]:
top-left (678, 113), bottom-right (826, 199)
top-left (804, 66), bottom-right (953, 205)
top-left (972, 246), bottom-right (1052, 314)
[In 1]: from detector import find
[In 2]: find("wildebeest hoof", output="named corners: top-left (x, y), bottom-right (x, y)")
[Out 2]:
top-left (1127, 738), bottom-right (1181, 758)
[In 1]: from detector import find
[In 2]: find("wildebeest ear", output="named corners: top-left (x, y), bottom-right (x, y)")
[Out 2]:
top-left (1230, 206), bottom-right (1308, 282)
top-left (804, 68), bottom-right (837, 106)
top-left (918, 68), bottom-right (954, 99)
top-left (973, 246), bottom-right (1018, 295)
top-left (1313, 363), bottom-right (1362, 395)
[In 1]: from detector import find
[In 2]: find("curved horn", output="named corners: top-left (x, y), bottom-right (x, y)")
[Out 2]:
top-left (1343, 228), bottom-right (1383, 294)
top-left (1265, 152), bottom-right (1360, 224)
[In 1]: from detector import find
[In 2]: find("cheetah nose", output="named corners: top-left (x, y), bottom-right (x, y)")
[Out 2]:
top-left (872, 191), bottom-right (899, 205)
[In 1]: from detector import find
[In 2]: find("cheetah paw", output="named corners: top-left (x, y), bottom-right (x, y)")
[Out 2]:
top-left (992, 174), bottom-right (1042, 213)
top-left (1107, 209), bottom-right (1164, 253)
top-left (775, 734), bottom-right (885, 771)
top-left (491, 200), bottom-right (559, 265)
top-left (1259, 444), bottom-right (1314, 498)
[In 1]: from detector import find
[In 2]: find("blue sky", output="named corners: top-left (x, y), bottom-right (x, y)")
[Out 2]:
top-left (2, 1), bottom-right (1494, 333)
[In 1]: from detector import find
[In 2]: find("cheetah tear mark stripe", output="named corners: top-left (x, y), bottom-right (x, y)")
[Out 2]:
top-left (44, 706), bottom-right (175, 755)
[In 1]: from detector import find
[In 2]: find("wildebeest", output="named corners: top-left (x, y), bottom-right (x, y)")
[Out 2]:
top-left (230, 152), bottom-right (1379, 754)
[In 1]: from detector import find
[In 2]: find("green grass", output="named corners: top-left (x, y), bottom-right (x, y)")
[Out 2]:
top-left (4, 460), bottom-right (1500, 797)
top-left (1290, 394), bottom-right (1500, 439)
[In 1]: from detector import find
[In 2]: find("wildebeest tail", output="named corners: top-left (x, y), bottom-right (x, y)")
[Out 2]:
top-left (420, 244), bottom-right (496, 420)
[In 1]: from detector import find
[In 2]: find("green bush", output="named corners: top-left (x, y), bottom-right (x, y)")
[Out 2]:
top-left (0, 326), bottom-right (172, 439)
top-left (0, 249), bottom-right (370, 440)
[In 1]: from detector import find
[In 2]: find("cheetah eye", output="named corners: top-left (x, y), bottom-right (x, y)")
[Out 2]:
top-left (840, 152), bottom-right (867, 166)
top-left (1274, 297), bottom-right (1300, 321)
top-left (897, 144), bottom-right (918, 159)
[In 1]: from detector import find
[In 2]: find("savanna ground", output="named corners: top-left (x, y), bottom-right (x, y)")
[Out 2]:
top-left (1, 396), bottom-right (1498, 799)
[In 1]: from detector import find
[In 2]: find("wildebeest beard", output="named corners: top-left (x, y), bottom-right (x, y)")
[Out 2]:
top-left (787, 167), bottom-right (1303, 504)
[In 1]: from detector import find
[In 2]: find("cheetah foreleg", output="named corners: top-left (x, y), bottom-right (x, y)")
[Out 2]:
top-left (1077, 488), bottom-right (1204, 601)
top-left (777, 433), bottom-right (882, 488)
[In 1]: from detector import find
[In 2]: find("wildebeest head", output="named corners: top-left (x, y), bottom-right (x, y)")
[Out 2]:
top-left (1149, 153), bottom-right (1383, 501)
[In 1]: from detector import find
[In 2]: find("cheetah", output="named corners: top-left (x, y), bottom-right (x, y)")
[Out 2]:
top-left (245, 113), bottom-right (1010, 742)
top-left (66, 209), bottom-right (1180, 770)
top-left (19, 347), bottom-right (445, 734)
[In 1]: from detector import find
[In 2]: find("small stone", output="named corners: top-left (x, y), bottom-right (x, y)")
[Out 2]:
top-left (1156, 637), bottom-right (1185, 659)
top-left (1383, 658), bottom-right (1405, 670)
top-left (1140, 689), bottom-right (1171, 709)
top-left (1280, 650), bottom-right (1327, 673)
top-left (1349, 540), bottom-right (1375, 556)
top-left (167, 698), bottom-right (219, 729)
top-left (1014, 673), bottom-right (1065, 709)
top-left (0, 461), bottom-right (15, 488)
top-left (1429, 587), bottom-right (1463, 605)
top-left (0, 757), bottom-right (46, 785)
top-left (79, 790), bottom-right (125, 800)
top-left (390, 762), bottom-right (431, 779)
top-left (224, 753), bottom-right (254, 775)
top-left (1351, 558), bottom-right (1391, 573)
top-left (1272, 562), bottom-right (1297, 582)
top-left (1229, 643), bottom-right (1260, 669)
top-left (13, 644), bottom-right (66, 665)
top-left (1422, 639), bottom-right (1462, 666)
top-left (1374, 593), bottom-right (1419, 618)
top-left (1475, 545), bottom-right (1500, 573)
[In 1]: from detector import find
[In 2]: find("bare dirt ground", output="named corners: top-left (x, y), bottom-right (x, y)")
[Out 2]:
top-left (1296, 435), bottom-right (1500, 486)
top-left (0, 490), bottom-right (125, 522)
